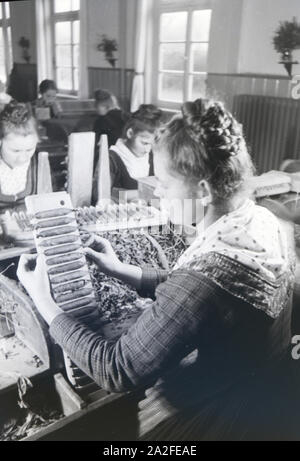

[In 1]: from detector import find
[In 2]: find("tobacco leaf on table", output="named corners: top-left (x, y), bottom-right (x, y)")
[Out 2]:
top-left (89, 228), bottom-right (188, 323)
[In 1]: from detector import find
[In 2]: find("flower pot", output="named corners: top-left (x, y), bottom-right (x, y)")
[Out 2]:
top-left (279, 50), bottom-right (299, 78)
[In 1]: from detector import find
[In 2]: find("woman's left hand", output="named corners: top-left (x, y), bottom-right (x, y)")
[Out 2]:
top-left (17, 254), bottom-right (50, 303)
top-left (17, 254), bottom-right (62, 324)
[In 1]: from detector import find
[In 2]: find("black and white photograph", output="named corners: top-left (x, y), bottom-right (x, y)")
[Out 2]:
top-left (0, 0), bottom-right (300, 444)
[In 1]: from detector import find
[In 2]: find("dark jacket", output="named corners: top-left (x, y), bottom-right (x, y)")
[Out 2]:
top-left (50, 251), bottom-right (297, 440)
top-left (92, 150), bottom-right (153, 204)
top-left (93, 109), bottom-right (128, 149)
top-left (109, 149), bottom-right (154, 191)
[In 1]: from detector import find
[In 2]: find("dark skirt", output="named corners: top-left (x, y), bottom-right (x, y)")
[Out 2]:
top-left (139, 357), bottom-right (300, 441)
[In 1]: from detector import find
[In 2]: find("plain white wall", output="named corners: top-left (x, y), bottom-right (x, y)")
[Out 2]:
top-left (124, 0), bottom-right (137, 69)
top-left (238, 0), bottom-right (300, 75)
top-left (87, 0), bottom-right (120, 68)
top-left (208, 0), bottom-right (300, 76)
top-left (86, 0), bottom-right (136, 69)
top-left (207, 0), bottom-right (244, 74)
top-left (10, 0), bottom-right (37, 64)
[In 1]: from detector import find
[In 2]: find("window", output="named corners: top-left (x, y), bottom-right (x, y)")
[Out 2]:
top-left (0, 2), bottom-right (13, 84)
top-left (51, 0), bottom-right (80, 94)
top-left (154, 1), bottom-right (212, 108)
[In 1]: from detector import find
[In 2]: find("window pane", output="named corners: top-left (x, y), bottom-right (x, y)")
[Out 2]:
top-left (55, 22), bottom-right (71, 44)
top-left (160, 43), bottom-right (185, 71)
top-left (56, 45), bottom-right (72, 67)
top-left (72, 0), bottom-right (80, 11)
top-left (5, 2), bottom-right (10, 19)
top-left (73, 45), bottom-right (79, 67)
top-left (54, 0), bottom-right (71, 13)
top-left (190, 43), bottom-right (209, 72)
top-left (159, 73), bottom-right (184, 102)
top-left (73, 68), bottom-right (79, 91)
top-left (189, 74), bottom-right (207, 100)
top-left (191, 10), bottom-right (212, 42)
top-left (57, 67), bottom-right (73, 90)
top-left (160, 12), bottom-right (187, 42)
top-left (73, 20), bottom-right (80, 44)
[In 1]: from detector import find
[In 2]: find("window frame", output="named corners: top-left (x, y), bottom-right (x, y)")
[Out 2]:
top-left (153, 0), bottom-right (212, 110)
top-left (0, 2), bottom-right (13, 84)
top-left (50, 0), bottom-right (80, 96)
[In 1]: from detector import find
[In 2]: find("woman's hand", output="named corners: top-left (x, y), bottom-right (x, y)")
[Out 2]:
top-left (84, 234), bottom-right (143, 290)
top-left (17, 254), bottom-right (62, 325)
top-left (17, 254), bottom-right (50, 303)
top-left (83, 235), bottom-right (123, 277)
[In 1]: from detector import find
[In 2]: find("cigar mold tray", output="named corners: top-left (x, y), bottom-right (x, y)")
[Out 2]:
top-left (0, 201), bottom-right (168, 245)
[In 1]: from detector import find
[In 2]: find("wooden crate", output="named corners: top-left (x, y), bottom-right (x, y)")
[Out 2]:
top-left (23, 377), bottom-right (140, 441)
top-left (138, 176), bottom-right (157, 202)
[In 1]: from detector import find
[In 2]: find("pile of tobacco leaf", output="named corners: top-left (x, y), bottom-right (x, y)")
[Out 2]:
top-left (89, 227), bottom-right (187, 322)
top-left (0, 376), bottom-right (62, 441)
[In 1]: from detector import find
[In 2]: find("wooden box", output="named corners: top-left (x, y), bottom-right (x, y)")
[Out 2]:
top-left (138, 176), bottom-right (158, 204)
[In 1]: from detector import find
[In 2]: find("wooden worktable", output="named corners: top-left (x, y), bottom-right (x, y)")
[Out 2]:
top-left (0, 241), bottom-right (35, 262)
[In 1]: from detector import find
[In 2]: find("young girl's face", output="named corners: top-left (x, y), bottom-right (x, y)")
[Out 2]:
top-left (42, 89), bottom-right (57, 105)
top-left (127, 130), bottom-right (155, 158)
top-left (96, 103), bottom-right (109, 116)
top-left (1, 133), bottom-right (38, 168)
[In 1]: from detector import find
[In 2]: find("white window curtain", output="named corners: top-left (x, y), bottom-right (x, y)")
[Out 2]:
top-left (131, 0), bottom-right (153, 112)
top-left (35, 0), bottom-right (53, 87)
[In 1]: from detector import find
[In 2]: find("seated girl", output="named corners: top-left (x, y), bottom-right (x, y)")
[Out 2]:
top-left (18, 99), bottom-right (298, 440)
top-left (93, 89), bottom-right (128, 148)
top-left (93, 104), bottom-right (162, 202)
top-left (0, 102), bottom-right (39, 212)
top-left (35, 79), bottom-right (62, 119)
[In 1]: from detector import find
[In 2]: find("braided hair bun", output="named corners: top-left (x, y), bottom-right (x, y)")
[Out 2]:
top-left (156, 98), bottom-right (254, 201)
top-left (182, 99), bottom-right (206, 127)
top-left (182, 99), bottom-right (245, 161)
top-left (0, 102), bottom-right (37, 138)
top-left (1, 102), bottom-right (31, 125)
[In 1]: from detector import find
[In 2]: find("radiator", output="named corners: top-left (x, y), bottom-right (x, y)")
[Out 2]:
top-left (233, 95), bottom-right (300, 173)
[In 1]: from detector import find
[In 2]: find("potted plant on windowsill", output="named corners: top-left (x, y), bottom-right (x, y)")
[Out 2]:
top-left (96, 35), bottom-right (118, 68)
top-left (272, 17), bottom-right (300, 78)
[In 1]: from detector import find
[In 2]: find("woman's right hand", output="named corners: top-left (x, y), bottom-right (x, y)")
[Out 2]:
top-left (83, 235), bottom-right (123, 277)
top-left (83, 234), bottom-right (143, 290)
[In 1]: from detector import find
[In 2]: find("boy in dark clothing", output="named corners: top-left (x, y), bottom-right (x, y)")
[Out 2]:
top-left (35, 79), bottom-right (62, 119)
top-left (93, 89), bottom-right (128, 148)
